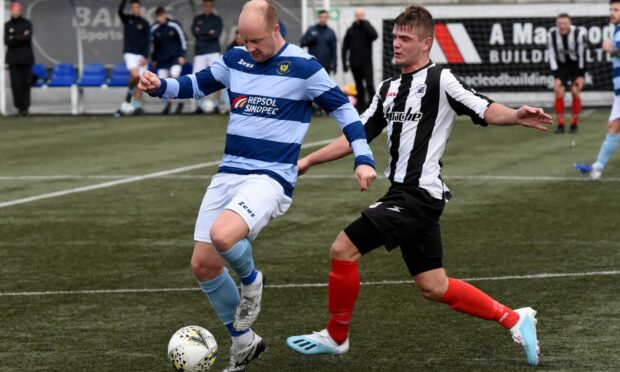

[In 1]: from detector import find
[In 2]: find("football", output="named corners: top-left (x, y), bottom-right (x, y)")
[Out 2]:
top-left (167, 326), bottom-right (218, 371)
top-left (119, 101), bottom-right (135, 116)
top-left (199, 99), bottom-right (217, 114)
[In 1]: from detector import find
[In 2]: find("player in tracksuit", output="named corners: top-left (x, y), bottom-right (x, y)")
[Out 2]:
top-left (192, 0), bottom-right (226, 113)
top-left (151, 7), bottom-right (187, 115)
top-left (117, 0), bottom-right (150, 115)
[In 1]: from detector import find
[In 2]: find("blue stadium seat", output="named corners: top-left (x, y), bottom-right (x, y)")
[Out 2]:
top-left (32, 64), bottom-right (47, 87)
top-left (48, 63), bottom-right (77, 87)
top-left (78, 63), bottom-right (106, 87)
top-left (108, 63), bottom-right (130, 87)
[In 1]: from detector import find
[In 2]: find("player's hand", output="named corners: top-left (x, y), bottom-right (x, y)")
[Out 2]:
top-left (178, 57), bottom-right (186, 66)
top-left (297, 157), bottom-right (312, 176)
top-left (603, 39), bottom-right (615, 53)
top-left (138, 71), bottom-right (161, 95)
top-left (516, 105), bottom-right (553, 131)
top-left (355, 164), bottom-right (376, 191)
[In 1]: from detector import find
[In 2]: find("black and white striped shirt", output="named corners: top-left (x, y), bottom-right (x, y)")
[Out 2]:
top-left (361, 62), bottom-right (492, 200)
top-left (547, 25), bottom-right (586, 73)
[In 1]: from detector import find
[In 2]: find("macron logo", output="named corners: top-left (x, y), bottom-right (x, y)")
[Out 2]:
top-left (238, 58), bottom-right (255, 68)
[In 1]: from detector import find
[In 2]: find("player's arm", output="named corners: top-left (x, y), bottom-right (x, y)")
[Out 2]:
top-left (299, 93), bottom-right (386, 172)
top-left (484, 103), bottom-right (552, 131)
top-left (577, 28), bottom-right (586, 75)
top-left (139, 55), bottom-right (228, 99)
top-left (547, 30), bottom-right (559, 76)
top-left (118, 0), bottom-right (128, 23)
top-left (305, 67), bottom-right (377, 190)
top-left (444, 70), bottom-right (551, 131)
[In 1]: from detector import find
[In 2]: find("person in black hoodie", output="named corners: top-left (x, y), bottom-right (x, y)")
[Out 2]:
top-left (301, 9), bottom-right (337, 74)
top-left (117, 0), bottom-right (150, 115)
top-left (4, 1), bottom-right (33, 116)
top-left (342, 8), bottom-right (377, 112)
top-left (192, 0), bottom-right (225, 113)
top-left (151, 7), bottom-right (187, 114)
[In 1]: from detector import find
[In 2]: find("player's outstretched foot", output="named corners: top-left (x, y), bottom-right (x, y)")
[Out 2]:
top-left (286, 329), bottom-right (349, 355)
top-left (574, 163), bottom-right (602, 180)
top-left (554, 125), bottom-right (565, 134)
top-left (510, 307), bottom-right (540, 366)
top-left (234, 271), bottom-right (264, 331)
top-left (223, 332), bottom-right (267, 372)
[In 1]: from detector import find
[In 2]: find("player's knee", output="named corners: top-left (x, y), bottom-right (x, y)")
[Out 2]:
top-left (330, 232), bottom-right (360, 261)
top-left (416, 282), bottom-right (444, 301)
top-left (190, 253), bottom-right (222, 281)
top-left (209, 228), bottom-right (236, 251)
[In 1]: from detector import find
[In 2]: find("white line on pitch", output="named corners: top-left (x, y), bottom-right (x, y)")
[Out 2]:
top-left (3, 174), bottom-right (620, 182)
top-left (1, 269), bottom-right (617, 297)
top-left (0, 138), bottom-right (335, 209)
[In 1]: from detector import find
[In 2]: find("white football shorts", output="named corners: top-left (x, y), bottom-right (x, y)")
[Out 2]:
top-left (123, 53), bottom-right (147, 75)
top-left (193, 52), bottom-right (221, 73)
top-left (194, 173), bottom-right (292, 243)
top-left (157, 65), bottom-right (182, 79)
top-left (610, 95), bottom-right (620, 122)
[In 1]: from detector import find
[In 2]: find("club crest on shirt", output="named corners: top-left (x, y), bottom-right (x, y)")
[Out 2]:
top-left (413, 84), bottom-right (427, 97)
top-left (277, 61), bottom-right (291, 75)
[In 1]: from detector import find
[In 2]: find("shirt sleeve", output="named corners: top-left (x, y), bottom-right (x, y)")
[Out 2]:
top-left (360, 83), bottom-right (389, 143)
top-left (306, 63), bottom-right (375, 169)
top-left (443, 70), bottom-right (493, 126)
top-left (577, 28), bottom-right (586, 74)
top-left (155, 55), bottom-right (228, 99)
top-left (548, 29), bottom-right (558, 72)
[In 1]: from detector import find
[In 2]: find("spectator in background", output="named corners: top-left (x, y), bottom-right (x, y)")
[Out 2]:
top-left (301, 9), bottom-right (337, 74)
top-left (227, 28), bottom-right (244, 51)
top-left (151, 7), bottom-right (187, 115)
top-left (117, 0), bottom-right (150, 116)
top-left (192, 0), bottom-right (225, 114)
top-left (4, 1), bottom-right (33, 116)
top-left (342, 8), bottom-right (377, 112)
top-left (548, 13), bottom-right (586, 133)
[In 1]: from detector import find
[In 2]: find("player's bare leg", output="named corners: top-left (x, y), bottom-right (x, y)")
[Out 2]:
top-left (413, 268), bottom-right (539, 365)
top-left (570, 77), bottom-right (584, 133)
top-left (194, 211), bottom-right (266, 371)
top-left (287, 232), bottom-right (360, 355)
top-left (554, 79), bottom-right (566, 133)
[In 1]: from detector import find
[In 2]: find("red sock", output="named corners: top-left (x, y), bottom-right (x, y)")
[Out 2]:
top-left (554, 97), bottom-right (565, 125)
top-left (572, 97), bottom-right (582, 125)
top-left (326, 259), bottom-right (360, 344)
top-left (439, 278), bottom-right (519, 329)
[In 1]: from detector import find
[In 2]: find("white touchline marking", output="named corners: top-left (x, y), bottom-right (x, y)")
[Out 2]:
top-left (0, 269), bottom-right (618, 297)
top-left (0, 139), bottom-right (336, 209)
top-left (4, 174), bottom-right (620, 182)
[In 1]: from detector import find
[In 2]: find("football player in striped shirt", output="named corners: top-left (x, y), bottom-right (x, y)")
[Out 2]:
top-left (547, 13), bottom-right (586, 133)
top-left (287, 4), bottom-right (551, 367)
top-left (139, 1), bottom-right (376, 370)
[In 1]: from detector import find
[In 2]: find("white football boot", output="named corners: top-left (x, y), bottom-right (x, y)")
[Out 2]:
top-left (233, 271), bottom-right (264, 331)
top-left (286, 329), bottom-right (349, 355)
top-left (223, 332), bottom-right (267, 372)
top-left (510, 307), bottom-right (541, 366)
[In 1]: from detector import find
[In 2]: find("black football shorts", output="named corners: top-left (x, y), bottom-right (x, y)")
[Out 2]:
top-left (344, 184), bottom-right (445, 276)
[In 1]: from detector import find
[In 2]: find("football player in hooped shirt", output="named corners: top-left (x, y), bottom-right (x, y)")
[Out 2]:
top-left (138, 0), bottom-right (376, 371)
top-left (287, 4), bottom-right (551, 367)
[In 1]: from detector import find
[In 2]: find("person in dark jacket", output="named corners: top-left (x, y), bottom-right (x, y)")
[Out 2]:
top-left (4, 1), bottom-right (33, 116)
top-left (300, 9), bottom-right (337, 74)
top-left (192, 0), bottom-right (225, 113)
top-left (117, 0), bottom-right (150, 116)
top-left (342, 8), bottom-right (377, 112)
top-left (151, 7), bottom-right (187, 114)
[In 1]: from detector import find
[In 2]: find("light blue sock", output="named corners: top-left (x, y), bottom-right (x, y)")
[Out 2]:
top-left (594, 133), bottom-right (620, 169)
top-left (198, 268), bottom-right (239, 325)
top-left (219, 239), bottom-right (258, 285)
